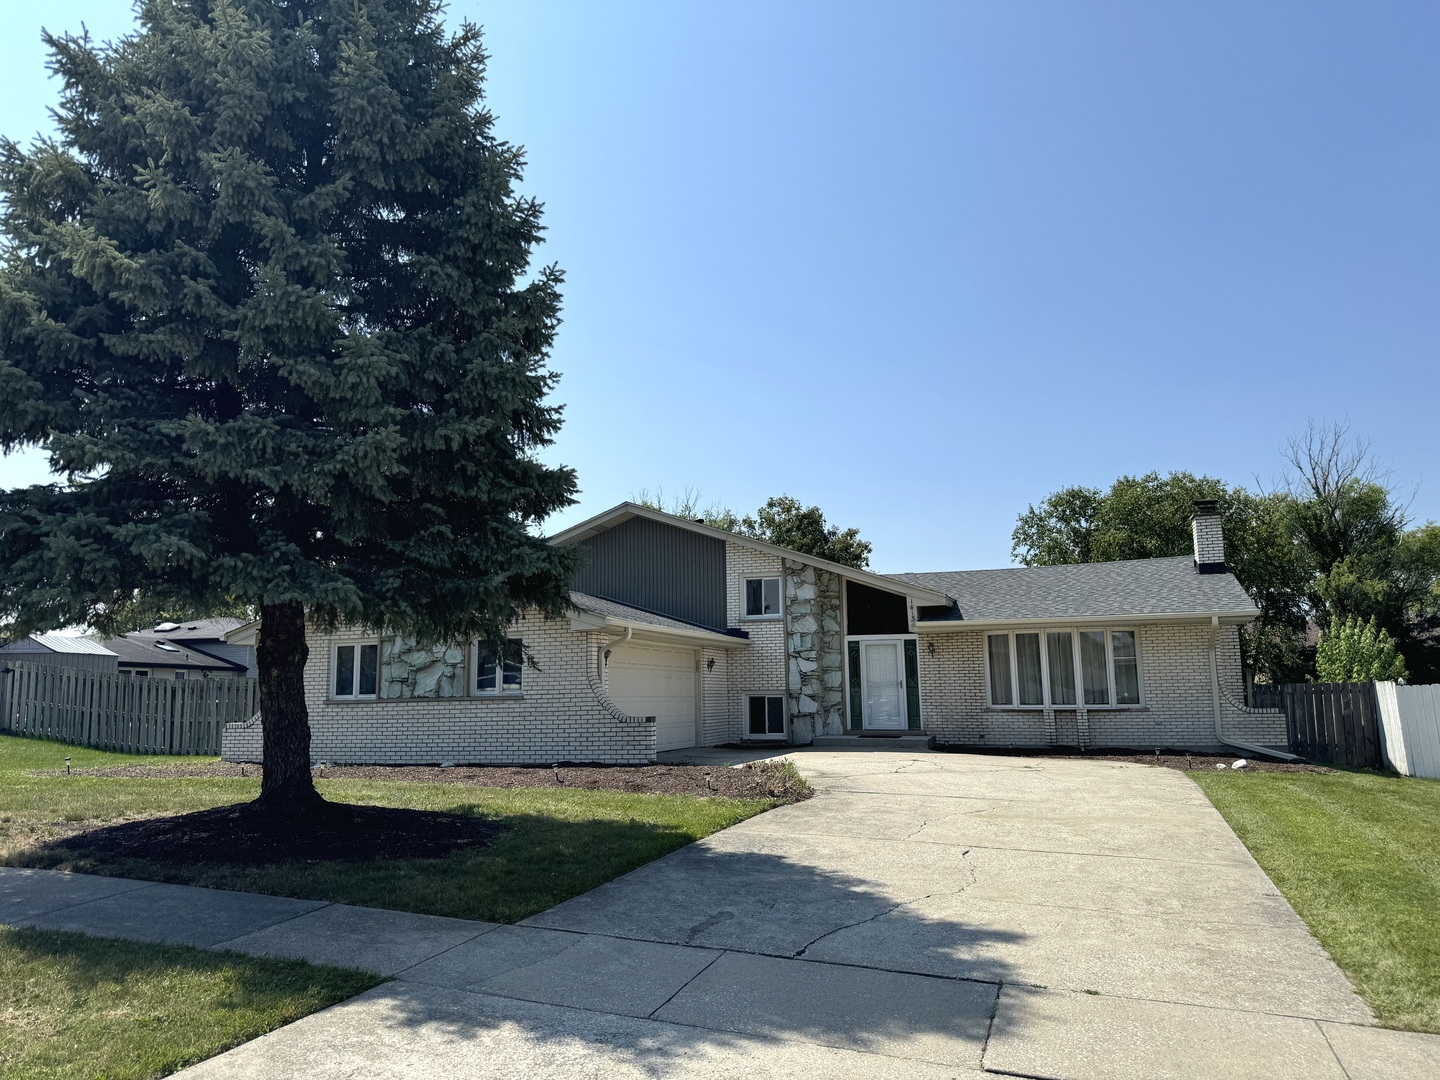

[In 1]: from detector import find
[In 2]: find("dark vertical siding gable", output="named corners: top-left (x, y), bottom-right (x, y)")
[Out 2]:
top-left (572, 517), bottom-right (727, 630)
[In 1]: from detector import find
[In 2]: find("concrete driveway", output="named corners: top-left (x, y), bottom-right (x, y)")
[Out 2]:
top-left (172, 749), bottom-right (1439, 1079)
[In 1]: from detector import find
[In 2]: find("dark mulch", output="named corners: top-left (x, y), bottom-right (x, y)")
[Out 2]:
top-left (39, 760), bottom-right (814, 800)
top-left (937, 744), bottom-right (1330, 774)
top-left (44, 802), bottom-right (501, 866)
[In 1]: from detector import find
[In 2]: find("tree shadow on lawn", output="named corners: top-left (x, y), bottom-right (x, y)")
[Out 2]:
top-left (200, 846), bottom-right (1032, 1077)
top-left (6, 803), bottom-right (717, 923)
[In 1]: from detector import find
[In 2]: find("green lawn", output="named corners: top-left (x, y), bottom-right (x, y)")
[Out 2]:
top-left (0, 734), bottom-right (782, 922)
top-left (0, 925), bottom-right (377, 1080)
top-left (1191, 767), bottom-right (1440, 1033)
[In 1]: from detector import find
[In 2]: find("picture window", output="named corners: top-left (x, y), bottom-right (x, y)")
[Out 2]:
top-left (985, 629), bottom-right (1140, 708)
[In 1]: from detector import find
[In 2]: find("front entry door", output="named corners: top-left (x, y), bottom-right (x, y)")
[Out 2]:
top-left (861, 640), bottom-right (906, 729)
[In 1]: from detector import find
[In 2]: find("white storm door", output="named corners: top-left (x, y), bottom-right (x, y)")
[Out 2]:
top-left (862, 641), bottom-right (906, 730)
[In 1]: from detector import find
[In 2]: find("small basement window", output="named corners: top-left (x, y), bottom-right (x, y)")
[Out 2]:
top-left (475, 639), bottom-right (523, 695)
top-left (745, 577), bottom-right (782, 618)
top-left (334, 642), bottom-right (379, 699)
top-left (746, 694), bottom-right (786, 738)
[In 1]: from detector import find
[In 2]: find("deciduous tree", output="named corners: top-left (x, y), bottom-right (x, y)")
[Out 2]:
top-left (1315, 615), bottom-right (1408, 683)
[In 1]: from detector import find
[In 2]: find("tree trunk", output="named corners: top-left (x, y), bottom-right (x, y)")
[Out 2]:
top-left (254, 599), bottom-right (324, 813)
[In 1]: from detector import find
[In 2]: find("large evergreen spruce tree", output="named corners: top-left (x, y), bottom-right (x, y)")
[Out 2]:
top-left (0, 0), bottom-right (579, 812)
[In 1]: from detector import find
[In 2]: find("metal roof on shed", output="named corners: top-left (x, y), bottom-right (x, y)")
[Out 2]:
top-left (10, 634), bottom-right (118, 656)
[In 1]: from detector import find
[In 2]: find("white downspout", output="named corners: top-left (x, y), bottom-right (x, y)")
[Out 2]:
top-left (596, 626), bottom-right (633, 682)
top-left (1209, 615), bottom-right (1299, 761)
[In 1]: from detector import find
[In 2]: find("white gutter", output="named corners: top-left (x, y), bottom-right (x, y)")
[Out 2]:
top-left (914, 608), bottom-right (1261, 631)
top-left (1208, 615), bottom-right (1299, 761)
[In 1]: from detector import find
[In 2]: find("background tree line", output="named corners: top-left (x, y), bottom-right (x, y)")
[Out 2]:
top-left (633, 488), bottom-right (873, 570)
top-left (1012, 423), bottom-right (1440, 683)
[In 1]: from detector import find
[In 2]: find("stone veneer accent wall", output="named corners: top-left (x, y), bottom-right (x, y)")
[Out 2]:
top-left (379, 637), bottom-right (466, 699)
top-left (783, 559), bottom-right (845, 743)
top-left (221, 610), bottom-right (655, 765)
top-left (915, 621), bottom-right (1285, 752)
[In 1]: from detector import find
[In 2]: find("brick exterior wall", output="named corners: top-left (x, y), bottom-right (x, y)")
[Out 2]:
top-left (221, 610), bottom-right (655, 765)
top-left (1192, 512), bottom-right (1226, 566)
top-left (723, 542), bottom-right (789, 742)
top-left (700, 645), bottom-right (733, 745)
top-left (917, 621), bottom-right (1285, 752)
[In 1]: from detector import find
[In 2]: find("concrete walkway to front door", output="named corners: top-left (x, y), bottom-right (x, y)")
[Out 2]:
top-left (4, 750), bottom-right (1439, 1077)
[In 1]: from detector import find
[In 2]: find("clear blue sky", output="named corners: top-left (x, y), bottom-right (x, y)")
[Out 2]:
top-left (2, 2), bottom-right (1436, 571)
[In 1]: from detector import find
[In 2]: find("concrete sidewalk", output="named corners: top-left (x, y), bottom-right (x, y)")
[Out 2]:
top-left (3, 749), bottom-right (1439, 1078)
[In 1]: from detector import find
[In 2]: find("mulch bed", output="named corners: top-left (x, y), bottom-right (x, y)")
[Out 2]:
top-left (42, 802), bottom-right (501, 866)
top-left (37, 760), bottom-right (814, 800)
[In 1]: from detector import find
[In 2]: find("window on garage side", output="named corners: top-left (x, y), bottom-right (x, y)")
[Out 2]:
top-left (475, 639), bottom-right (524, 695)
top-left (334, 642), bottom-right (379, 699)
top-left (746, 694), bottom-right (786, 738)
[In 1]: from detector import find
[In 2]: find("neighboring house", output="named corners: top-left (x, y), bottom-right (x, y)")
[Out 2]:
top-left (97, 634), bottom-right (249, 680)
top-left (0, 634), bottom-right (119, 674)
top-left (112, 618), bottom-right (258, 678)
top-left (0, 619), bottom-right (255, 682)
top-left (222, 500), bottom-right (1286, 765)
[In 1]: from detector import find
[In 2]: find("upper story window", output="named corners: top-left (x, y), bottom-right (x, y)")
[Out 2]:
top-left (475, 638), bottom-right (523, 695)
top-left (986, 629), bottom-right (1140, 708)
top-left (745, 577), bottom-right (782, 618)
top-left (334, 642), bottom-right (379, 699)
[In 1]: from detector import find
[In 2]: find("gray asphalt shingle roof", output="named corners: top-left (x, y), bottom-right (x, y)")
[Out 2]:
top-left (890, 556), bottom-right (1257, 623)
top-left (98, 636), bottom-right (248, 671)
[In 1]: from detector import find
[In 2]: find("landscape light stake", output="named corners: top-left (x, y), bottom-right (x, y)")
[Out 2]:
top-left (65, 756), bottom-right (71, 775)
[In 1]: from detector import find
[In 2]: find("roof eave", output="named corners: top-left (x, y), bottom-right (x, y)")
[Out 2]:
top-left (569, 611), bottom-right (751, 649)
top-left (914, 607), bottom-right (1261, 631)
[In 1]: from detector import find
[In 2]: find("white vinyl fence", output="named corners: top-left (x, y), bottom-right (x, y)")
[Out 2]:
top-left (1374, 682), bottom-right (1440, 780)
top-left (0, 661), bottom-right (259, 756)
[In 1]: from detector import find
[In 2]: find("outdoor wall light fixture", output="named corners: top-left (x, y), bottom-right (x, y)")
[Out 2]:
top-left (706, 657), bottom-right (715, 672)
top-left (927, 640), bottom-right (936, 657)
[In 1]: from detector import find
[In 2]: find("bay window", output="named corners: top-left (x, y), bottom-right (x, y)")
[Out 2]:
top-left (986, 629), bottom-right (1140, 708)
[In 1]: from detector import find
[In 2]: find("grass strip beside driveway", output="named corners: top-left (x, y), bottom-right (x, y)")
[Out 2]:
top-left (1191, 768), bottom-right (1440, 1034)
top-left (0, 734), bottom-right (783, 923)
top-left (0, 925), bottom-right (377, 1080)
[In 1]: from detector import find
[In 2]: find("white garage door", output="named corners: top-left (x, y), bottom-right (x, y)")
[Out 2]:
top-left (609, 644), bottom-right (697, 752)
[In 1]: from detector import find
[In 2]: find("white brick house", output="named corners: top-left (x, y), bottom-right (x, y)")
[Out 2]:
top-left (222, 500), bottom-right (1286, 764)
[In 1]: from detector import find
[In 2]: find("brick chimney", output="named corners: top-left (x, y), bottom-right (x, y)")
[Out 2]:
top-left (1191, 500), bottom-right (1227, 574)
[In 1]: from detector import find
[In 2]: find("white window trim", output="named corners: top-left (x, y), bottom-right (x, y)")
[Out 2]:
top-left (741, 576), bottom-right (784, 620)
top-left (472, 638), bottom-right (525, 698)
top-left (983, 627), bottom-right (1143, 710)
top-left (743, 691), bottom-right (788, 739)
top-left (331, 640), bottom-right (380, 700)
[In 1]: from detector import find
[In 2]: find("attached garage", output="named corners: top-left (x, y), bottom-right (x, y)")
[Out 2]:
top-left (608, 643), bottom-right (698, 751)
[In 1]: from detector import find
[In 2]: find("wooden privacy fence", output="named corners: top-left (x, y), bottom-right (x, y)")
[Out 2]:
top-left (1248, 681), bottom-right (1383, 768)
top-left (1374, 682), bottom-right (1440, 780)
top-left (0, 661), bottom-right (258, 755)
